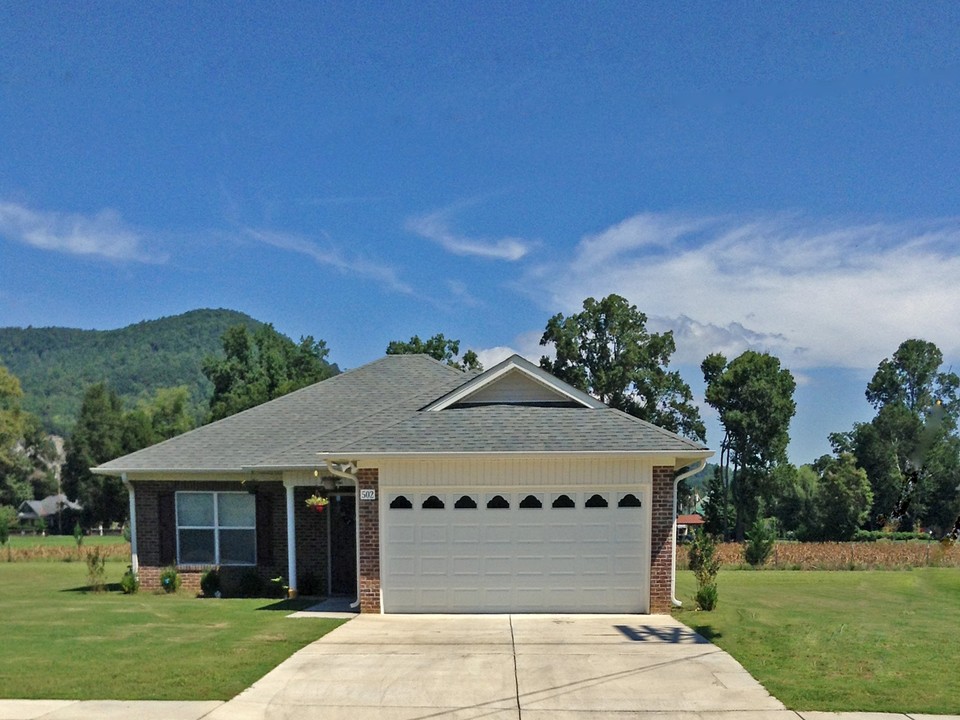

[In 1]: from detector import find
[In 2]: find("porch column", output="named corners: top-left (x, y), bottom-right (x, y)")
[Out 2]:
top-left (284, 480), bottom-right (298, 597)
top-left (121, 474), bottom-right (138, 573)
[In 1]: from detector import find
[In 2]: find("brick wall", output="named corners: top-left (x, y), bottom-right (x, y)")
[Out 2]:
top-left (649, 465), bottom-right (676, 614)
top-left (293, 486), bottom-right (330, 595)
top-left (356, 468), bottom-right (380, 612)
top-left (130, 480), bottom-right (290, 593)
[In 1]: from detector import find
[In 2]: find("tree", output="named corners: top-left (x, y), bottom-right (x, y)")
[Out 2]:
top-left (701, 350), bottom-right (796, 540)
top-left (0, 364), bottom-right (56, 506)
top-left (539, 294), bottom-right (705, 440)
top-left (809, 454), bottom-right (873, 541)
top-left (833, 339), bottom-right (960, 534)
top-left (62, 384), bottom-right (126, 526)
top-left (386, 334), bottom-right (483, 372)
top-left (203, 324), bottom-right (338, 421)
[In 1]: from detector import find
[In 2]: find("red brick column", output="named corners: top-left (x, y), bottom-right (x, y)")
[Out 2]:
top-left (356, 468), bottom-right (381, 613)
top-left (649, 465), bottom-right (676, 614)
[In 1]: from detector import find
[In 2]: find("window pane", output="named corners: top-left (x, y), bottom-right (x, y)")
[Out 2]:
top-left (219, 529), bottom-right (256, 565)
top-left (179, 529), bottom-right (215, 564)
top-left (218, 493), bottom-right (255, 527)
top-left (177, 494), bottom-right (214, 526)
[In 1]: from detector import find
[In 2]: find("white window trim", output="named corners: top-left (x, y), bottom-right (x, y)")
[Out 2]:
top-left (175, 491), bottom-right (257, 566)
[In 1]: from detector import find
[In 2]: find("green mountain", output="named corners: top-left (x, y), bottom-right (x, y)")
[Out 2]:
top-left (0, 309), bottom-right (264, 435)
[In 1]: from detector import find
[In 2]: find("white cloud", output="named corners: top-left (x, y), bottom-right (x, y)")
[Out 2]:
top-left (243, 227), bottom-right (415, 295)
top-left (527, 212), bottom-right (960, 371)
top-left (406, 207), bottom-right (533, 261)
top-left (474, 330), bottom-right (550, 369)
top-left (0, 201), bottom-right (164, 263)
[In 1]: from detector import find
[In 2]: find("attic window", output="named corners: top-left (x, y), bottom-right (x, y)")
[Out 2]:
top-left (551, 494), bottom-right (575, 509)
top-left (519, 494), bottom-right (542, 509)
top-left (422, 495), bottom-right (445, 510)
top-left (486, 495), bottom-right (510, 509)
top-left (454, 495), bottom-right (478, 509)
top-left (389, 495), bottom-right (413, 510)
top-left (585, 493), bottom-right (609, 508)
top-left (618, 493), bottom-right (642, 508)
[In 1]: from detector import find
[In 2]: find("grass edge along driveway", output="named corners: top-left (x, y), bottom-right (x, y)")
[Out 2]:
top-left (0, 561), bottom-right (345, 701)
top-left (674, 567), bottom-right (959, 715)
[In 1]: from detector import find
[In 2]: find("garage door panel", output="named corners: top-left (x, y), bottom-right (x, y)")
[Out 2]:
top-left (382, 488), bottom-right (648, 613)
top-left (450, 523), bottom-right (481, 543)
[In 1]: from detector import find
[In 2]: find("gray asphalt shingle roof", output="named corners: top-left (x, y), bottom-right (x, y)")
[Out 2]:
top-left (94, 353), bottom-right (709, 475)
top-left (95, 354), bottom-right (472, 473)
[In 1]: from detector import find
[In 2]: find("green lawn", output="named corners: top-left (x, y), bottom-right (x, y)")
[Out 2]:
top-left (674, 568), bottom-right (960, 714)
top-left (0, 561), bottom-right (345, 700)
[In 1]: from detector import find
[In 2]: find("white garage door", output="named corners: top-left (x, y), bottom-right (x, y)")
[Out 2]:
top-left (381, 489), bottom-right (648, 613)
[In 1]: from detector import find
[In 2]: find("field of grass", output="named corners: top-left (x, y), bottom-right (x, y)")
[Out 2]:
top-left (674, 568), bottom-right (960, 714)
top-left (5, 533), bottom-right (128, 548)
top-left (0, 561), bottom-right (345, 700)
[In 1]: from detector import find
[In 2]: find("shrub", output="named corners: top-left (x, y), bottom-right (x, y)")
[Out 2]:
top-left (236, 569), bottom-right (264, 597)
top-left (0, 505), bottom-right (15, 546)
top-left (120, 567), bottom-right (139, 594)
top-left (85, 548), bottom-right (106, 592)
top-left (159, 566), bottom-right (181, 593)
top-left (73, 522), bottom-right (84, 549)
top-left (200, 568), bottom-right (221, 598)
top-left (695, 583), bottom-right (719, 611)
top-left (744, 517), bottom-right (776, 566)
top-left (689, 529), bottom-right (720, 611)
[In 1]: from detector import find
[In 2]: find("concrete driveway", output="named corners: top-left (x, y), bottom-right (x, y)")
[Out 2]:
top-left (209, 613), bottom-right (788, 719)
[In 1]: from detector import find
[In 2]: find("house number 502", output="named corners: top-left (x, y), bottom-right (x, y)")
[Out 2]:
top-left (360, 489), bottom-right (376, 501)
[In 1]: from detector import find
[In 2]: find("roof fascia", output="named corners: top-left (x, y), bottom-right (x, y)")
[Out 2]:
top-left (319, 449), bottom-right (714, 462)
top-left (423, 354), bottom-right (605, 411)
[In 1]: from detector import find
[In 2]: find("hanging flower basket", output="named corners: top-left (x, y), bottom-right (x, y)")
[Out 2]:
top-left (305, 494), bottom-right (329, 513)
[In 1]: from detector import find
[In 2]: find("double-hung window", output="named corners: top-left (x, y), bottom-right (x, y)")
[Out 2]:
top-left (176, 492), bottom-right (256, 565)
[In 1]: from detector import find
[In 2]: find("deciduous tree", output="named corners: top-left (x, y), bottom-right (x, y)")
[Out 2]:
top-left (203, 325), bottom-right (338, 421)
top-left (833, 339), bottom-right (960, 534)
top-left (386, 334), bottom-right (482, 372)
top-left (701, 350), bottom-right (796, 540)
top-left (539, 294), bottom-right (704, 441)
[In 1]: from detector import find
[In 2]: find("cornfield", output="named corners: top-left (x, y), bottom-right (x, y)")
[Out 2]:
top-left (3, 543), bottom-right (132, 563)
top-left (677, 540), bottom-right (960, 570)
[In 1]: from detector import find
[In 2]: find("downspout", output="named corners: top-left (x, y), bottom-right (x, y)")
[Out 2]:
top-left (121, 474), bottom-right (138, 574)
top-left (325, 460), bottom-right (360, 609)
top-left (671, 459), bottom-right (707, 608)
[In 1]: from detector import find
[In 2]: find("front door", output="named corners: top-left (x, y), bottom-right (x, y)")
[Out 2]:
top-left (328, 493), bottom-right (357, 595)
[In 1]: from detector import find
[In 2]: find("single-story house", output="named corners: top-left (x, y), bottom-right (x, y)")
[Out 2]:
top-left (17, 494), bottom-right (82, 522)
top-left (676, 513), bottom-right (706, 540)
top-left (94, 354), bottom-right (711, 613)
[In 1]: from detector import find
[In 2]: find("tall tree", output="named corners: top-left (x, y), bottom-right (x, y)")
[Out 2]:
top-left (203, 324), bottom-right (338, 421)
top-left (833, 339), bottom-right (960, 533)
top-left (62, 384), bottom-right (126, 526)
top-left (701, 350), bottom-right (796, 540)
top-left (539, 294), bottom-right (705, 441)
top-left (808, 454), bottom-right (873, 541)
top-left (0, 364), bottom-right (29, 506)
top-left (386, 334), bottom-right (482, 372)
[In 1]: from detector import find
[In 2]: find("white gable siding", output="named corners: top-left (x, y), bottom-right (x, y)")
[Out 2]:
top-left (458, 370), bottom-right (573, 405)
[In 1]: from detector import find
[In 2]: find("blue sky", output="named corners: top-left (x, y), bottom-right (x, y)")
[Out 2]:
top-left (2, 3), bottom-right (959, 464)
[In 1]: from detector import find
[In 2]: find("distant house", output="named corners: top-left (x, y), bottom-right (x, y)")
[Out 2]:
top-left (17, 494), bottom-right (82, 522)
top-left (94, 354), bottom-right (712, 614)
top-left (676, 513), bottom-right (705, 539)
